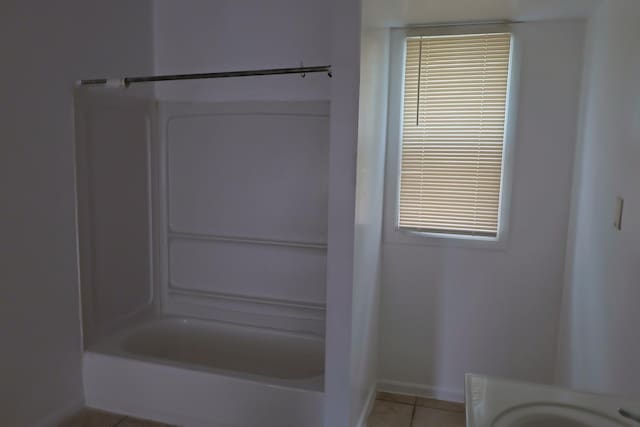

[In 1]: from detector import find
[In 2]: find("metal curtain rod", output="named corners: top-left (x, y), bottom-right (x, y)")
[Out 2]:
top-left (393, 19), bottom-right (524, 30)
top-left (77, 65), bottom-right (332, 88)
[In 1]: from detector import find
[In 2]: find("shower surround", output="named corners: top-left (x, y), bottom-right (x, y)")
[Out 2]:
top-left (75, 92), bottom-right (329, 426)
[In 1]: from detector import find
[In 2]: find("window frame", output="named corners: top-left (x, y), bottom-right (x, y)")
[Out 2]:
top-left (383, 24), bottom-right (520, 250)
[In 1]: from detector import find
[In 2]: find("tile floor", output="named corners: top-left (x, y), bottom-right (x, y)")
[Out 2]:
top-left (59, 408), bottom-right (175, 427)
top-left (368, 392), bottom-right (466, 427)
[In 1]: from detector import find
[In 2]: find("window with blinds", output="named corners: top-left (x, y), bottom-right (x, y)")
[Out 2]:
top-left (398, 32), bottom-right (512, 238)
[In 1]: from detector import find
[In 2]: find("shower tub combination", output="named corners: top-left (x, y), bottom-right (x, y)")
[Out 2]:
top-left (75, 93), bottom-right (331, 426)
top-left (84, 317), bottom-right (325, 427)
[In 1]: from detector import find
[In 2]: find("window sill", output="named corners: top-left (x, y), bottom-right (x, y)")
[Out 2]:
top-left (383, 227), bottom-right (508, 251)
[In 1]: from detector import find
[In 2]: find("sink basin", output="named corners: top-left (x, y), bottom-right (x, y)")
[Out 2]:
top-left (493, 403), bottom-right (627, 427)
top-left (465, 374), bottom-right (640, 427)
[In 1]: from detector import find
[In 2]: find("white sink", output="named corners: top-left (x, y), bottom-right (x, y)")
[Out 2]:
top-left (465, 374), bottom-right (640, 427)
top-left (493, 403), bottom-right (626, 426)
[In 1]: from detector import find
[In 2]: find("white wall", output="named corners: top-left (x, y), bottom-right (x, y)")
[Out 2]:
top-left (377, 20), bottom-right (586, 401)
top-left (0, 2), bottom-right (154, 426)
top-left (153, 0), bottom-right (331, 102)
top-left (323, 0), bottom-right (363, 425)
top-left (556, 0), bottom-right (640, 398)
top-left (348, 21), bottom-right (390, 426)
top-left (363, 0), bottom-right (597, 27)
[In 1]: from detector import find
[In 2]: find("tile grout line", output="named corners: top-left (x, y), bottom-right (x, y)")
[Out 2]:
top-left (415, 403), bottom-right (465, 414)
top-left (113, 415), bottom-right (128, 427)
top-left (375, 394), bottom-right (416, 406)
top-left (409, 402), bottom-right (417, 427)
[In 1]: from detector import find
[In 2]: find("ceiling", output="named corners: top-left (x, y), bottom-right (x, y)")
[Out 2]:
top-left (364, 0), bottom-right (601, 27)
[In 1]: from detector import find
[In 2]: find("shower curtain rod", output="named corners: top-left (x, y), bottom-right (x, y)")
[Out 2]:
top-left (76, 65), bottom-right (333, 88)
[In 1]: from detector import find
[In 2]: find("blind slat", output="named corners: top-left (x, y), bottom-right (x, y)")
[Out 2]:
top-left (398, 32), bottom-right (511, 237)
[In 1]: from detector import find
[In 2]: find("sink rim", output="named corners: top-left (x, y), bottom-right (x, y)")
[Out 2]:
top-left (491, 401), bottom-right (628, 427)
top-left (466, 374), bottom-right (640, 427)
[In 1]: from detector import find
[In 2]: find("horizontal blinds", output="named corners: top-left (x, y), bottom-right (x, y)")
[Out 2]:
top-left (399, 33), bottom-right (511, 237)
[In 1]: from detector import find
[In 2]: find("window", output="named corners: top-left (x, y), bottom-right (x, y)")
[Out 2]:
top-left (397, 32), bottom-right (512, 239)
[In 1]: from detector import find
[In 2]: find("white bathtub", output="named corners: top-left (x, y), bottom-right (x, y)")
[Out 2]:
top-left (83, 317), bottom-right (325, 427)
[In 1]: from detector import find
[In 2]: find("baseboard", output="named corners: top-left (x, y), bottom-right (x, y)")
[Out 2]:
top-left (31, 399), bottom-right (84, 427)
top-left (377, 379), bottom-right (465, 403)
top-left (356, 387), bottom-right (377, 427)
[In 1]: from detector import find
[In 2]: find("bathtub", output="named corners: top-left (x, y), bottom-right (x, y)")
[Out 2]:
top-left (83, 317), bottom-right (325, 427)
